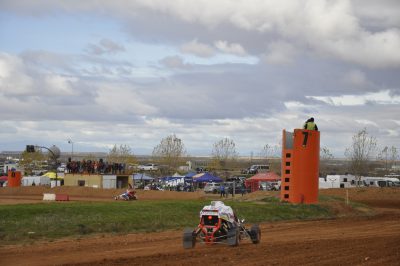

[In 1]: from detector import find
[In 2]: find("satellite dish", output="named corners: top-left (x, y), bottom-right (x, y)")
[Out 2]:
top-left (48, 145), bottom-right (61, 159)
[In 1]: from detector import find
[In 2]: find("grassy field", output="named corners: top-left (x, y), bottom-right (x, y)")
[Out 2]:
top-left (0, 197), bottom-right (342, 244)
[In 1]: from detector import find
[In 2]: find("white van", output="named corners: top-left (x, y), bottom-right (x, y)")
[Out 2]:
top-left (204, 182), bottom-right (221, 194)
top-left (138, 163), bottom-right (158, 171)
top-left (365, 179), bottom-right (399, 187)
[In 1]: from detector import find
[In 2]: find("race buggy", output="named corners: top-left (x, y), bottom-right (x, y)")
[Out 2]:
top-left (183, 201), bottom-right (261, 248)
top-left (114, 189), bottom-right (137, 201)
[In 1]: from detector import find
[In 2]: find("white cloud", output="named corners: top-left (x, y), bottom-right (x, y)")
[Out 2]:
top-left (180, 39), bottom-right (215, 57)
top-left (214, 40), bottom-right (246, 56)
top-left (95, 84), bottom-right (158, 116)
top-left (352, 0), bottom-right (400, 29)
top-left (2, 0), bottom-right (400, 68)
top-left (159, 55), bottom-right (190, 69)
top-left (284, 101), bottom-right (308, 109)
top-left (0, 53), bottom-right (34, 95)
top-left (343, 69), bottom-right (368, 87)
top-left (263, 41), bottom-right (297, 65)
top-left (86, 38), bottom-right (125, 55)
top-left (355, 119), bottom-right (378, 127)
top-left (307, 90), bottom-right (400, 106)
top-left (323, 29), bottom-right (400, 68)
top-left (44, 75), bottom-right (78, 96)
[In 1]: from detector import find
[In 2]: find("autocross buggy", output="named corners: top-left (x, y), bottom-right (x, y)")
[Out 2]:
top-left (183, 201), bottom-right (261, 248)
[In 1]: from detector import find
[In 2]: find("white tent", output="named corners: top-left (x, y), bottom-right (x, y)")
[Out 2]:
top-left (22, 176), bottom-right (51, 186)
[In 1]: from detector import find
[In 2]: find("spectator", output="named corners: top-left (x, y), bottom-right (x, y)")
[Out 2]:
top-left (303, 117), bottom-right (318, 131)
top-left (220, 184), bottom-right (225, 198)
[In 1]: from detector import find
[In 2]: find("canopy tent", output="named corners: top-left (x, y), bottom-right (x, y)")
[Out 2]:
top-left (245, 172), bottom-right (281, 192)
top-left (42, 172), bottom-right (60, 179)
top-left (160, 176), bottom-right (185, 187)
top-left (193, 172), bottom-right (223, 183)
top-left (184, 171), bottom-right (197, 178)
top-left (172, 172), bottom-right (184, 177)
top-left (22, 176), bottom-right (51, 186)
top-left (133, 173), bottom-right (154, 181)
top-left (161, 172), bottom-right (195, 184)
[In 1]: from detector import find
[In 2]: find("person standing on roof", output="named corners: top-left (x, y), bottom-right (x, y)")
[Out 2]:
top-left (303, 117), bottom-right (318, 131)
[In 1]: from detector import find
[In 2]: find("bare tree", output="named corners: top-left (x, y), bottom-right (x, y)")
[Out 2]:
top-left (152, 134), bottom-right (187, 173)
top-left (19, 149), bottom-right (45, 175)
top-left (260, 144), bottom-right (279, 163)
top-left (378, 146), bottom-right (398, 173)
top-left (107, 144), bottom-right (137, 165)
top-left (211, 138), bottom-right (238, 169)
top-left (320, 146), bottom-right (334, 160)
top-left (320, 146), bottom-right (334, 176)
top-left (345, 128), bottom-right (377, 185)
top-left (390, 146), bottom-right (399, 169)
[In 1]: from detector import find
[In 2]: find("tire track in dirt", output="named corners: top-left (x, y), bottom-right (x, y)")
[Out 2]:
top-left (1, 212), bottom-right (399, 266)
top-left (1, 188), bottom-right (399, 265)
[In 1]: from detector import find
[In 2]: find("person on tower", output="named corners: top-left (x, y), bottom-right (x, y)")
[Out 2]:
top-left (303, 117), bottom-right (318, 131)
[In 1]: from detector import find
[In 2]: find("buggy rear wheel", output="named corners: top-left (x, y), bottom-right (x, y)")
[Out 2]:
top-left (250, 224), bottom-right (261, 244)
top-left (183, 228), bottom-right (196, 249)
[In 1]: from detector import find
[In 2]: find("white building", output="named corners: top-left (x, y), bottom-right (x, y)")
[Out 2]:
top-left (319, 174), bottom-right (357, 189)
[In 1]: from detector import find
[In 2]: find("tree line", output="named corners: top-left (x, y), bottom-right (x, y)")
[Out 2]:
top-left (19, 129), bottom-right (398, 177)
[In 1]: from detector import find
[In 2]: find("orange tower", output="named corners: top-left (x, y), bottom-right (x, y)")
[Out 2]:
top-left (7, 170), bottom-right (22, 187)
top-left (281, 129), bottom-right (320, 204)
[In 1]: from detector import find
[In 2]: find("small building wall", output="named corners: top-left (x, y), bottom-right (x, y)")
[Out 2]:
top-left (103, 175), bottom-right (117, 189)
top-left (64, 174), bottom-right (133, 189)
top-left (64, 174), bottom-right (103, 188)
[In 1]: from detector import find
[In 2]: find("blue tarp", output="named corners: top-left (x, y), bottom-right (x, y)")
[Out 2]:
top-left (185, 171), bottom-right (197, 178)
top-left (193, 172), bottom-right (223, 183)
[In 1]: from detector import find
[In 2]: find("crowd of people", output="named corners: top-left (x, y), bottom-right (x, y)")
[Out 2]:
top-left (66, 159), bottom-right (127, 174)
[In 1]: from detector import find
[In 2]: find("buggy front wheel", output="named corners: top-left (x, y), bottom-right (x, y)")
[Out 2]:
top-left (250, 224), bottom-right (261, 244)
top-left (227, 227), bottom-right (240, 247)
top-left (183, 228), bottom-right (196, 249)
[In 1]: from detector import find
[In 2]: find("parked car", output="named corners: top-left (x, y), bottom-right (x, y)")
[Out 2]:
top-left (204, 182), bottom-right (221, 194)
top-left (266, 181), bottom-right (281, 191)
top-left (138, 163), bottom-right (158, 171)
top-left (224, 181), bottom-right (247, 194)
top-left (247, 165), bottom-right (270, 174)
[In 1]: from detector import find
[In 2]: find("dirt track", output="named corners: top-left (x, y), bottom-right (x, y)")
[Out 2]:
top-left (0, 187), bottom-right (399, 265)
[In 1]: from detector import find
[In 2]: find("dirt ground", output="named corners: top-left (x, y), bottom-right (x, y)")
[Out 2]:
top-left (0, 187), bottom-right (399, 266)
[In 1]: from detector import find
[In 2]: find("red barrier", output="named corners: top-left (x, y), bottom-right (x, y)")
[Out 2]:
top-left (55, 194), bottom-right (69, 201)
top-left (7, 171), bottom-right (22, 187)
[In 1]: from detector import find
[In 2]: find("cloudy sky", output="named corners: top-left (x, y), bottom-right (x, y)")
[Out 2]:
top-left (1, 0), bottom-right (399, 158)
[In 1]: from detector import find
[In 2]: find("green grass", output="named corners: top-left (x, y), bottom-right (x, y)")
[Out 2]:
top-left (0, 198), bottom-right (336, 244)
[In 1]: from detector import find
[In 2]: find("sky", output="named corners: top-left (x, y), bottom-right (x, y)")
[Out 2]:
top-left (0, 0), bottom-right (399, 158)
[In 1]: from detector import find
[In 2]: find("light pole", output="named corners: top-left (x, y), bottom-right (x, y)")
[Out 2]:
top-left (26, 145), bottom-right (60, 186)
top-left (68, 139), bottom-right (74, 161)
